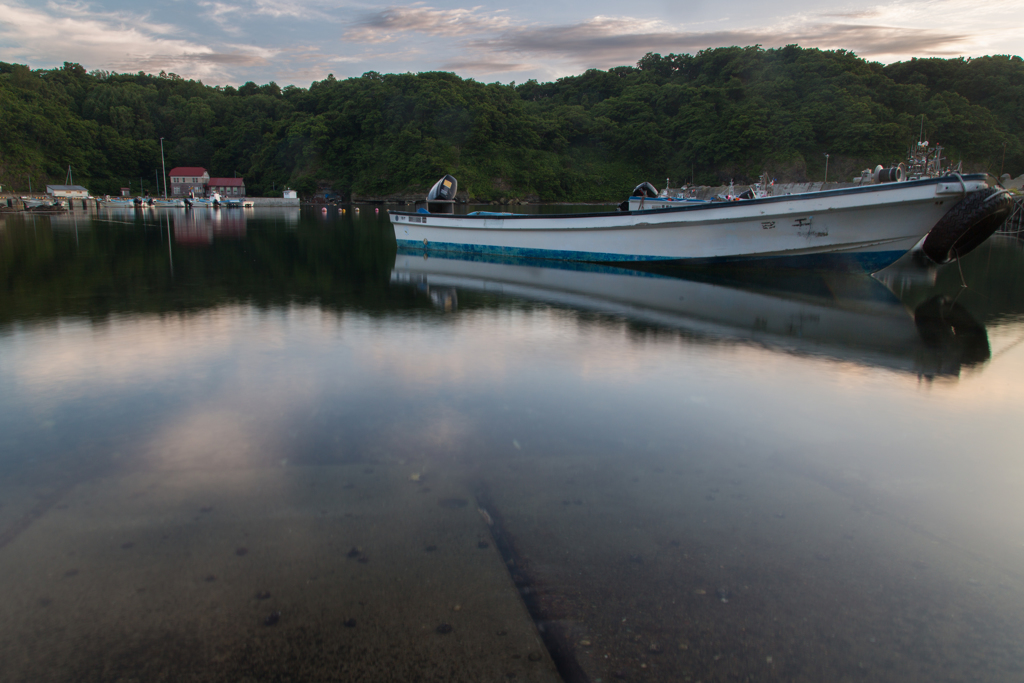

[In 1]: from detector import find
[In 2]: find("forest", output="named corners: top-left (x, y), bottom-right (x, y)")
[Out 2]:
top-left (1, 46), bottom-right (1022, 201)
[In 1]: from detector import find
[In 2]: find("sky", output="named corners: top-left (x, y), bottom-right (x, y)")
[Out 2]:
top-left (0, 0), bottom-right (1022, 87)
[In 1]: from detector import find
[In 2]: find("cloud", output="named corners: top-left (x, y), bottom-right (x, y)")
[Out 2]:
top-left (344, 4), bottom-right (513, 43)
top-left (153, 52), bottom-right (271, 67)
top-left (466, 15), bottom-right (973, 69)
top-left (249, 0), bottom-right (323, 19)
top-left (336, 1), bottom-right (1020, 81)
top-left (198, 0), bottom-right (244, 34)
top-left (0, 0), bottom-right (276, 81)
top-left (440, 58), bottom-right (529, 74)
top-left (3, 0), bottom-right (1021, 87)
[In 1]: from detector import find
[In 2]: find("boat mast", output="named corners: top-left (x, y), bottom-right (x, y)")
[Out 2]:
top-left (160, 137), bottom-right (168, 199)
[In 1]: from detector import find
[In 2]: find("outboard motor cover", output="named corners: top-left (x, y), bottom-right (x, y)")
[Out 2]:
top-left (427, 175), bottom-right (458, 201)
top-left (632, 182), bottom-right (659, 198)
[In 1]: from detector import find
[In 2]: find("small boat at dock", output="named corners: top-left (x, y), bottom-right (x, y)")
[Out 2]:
top-left (22, 197), bottom-right (65, 209)
top-left (97, 196), bottom-right (140, 208)
top-left (189, 192), bottom-right (224, 208)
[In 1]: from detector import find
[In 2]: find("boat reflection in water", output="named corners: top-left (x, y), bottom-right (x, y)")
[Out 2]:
top-left (391, 249), bottom-right (989, 379)
top-left (170, 207), bottom-right (301, 246)
top-left (174, 209), bottom-right (247, 246)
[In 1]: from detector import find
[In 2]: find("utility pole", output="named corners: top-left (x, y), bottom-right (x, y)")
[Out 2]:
top-left (160, 137), bottom-right (168, 198)
top-left (824, 153), bottom-right (830, 184)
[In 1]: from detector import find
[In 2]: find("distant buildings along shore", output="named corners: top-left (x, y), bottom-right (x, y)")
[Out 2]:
top-left (169, 168), bottom-right (245, 197)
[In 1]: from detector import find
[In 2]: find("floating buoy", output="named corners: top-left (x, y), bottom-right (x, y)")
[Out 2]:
top-left (338, 207), bottom-right (342, 213)
top-left (321, 207), bottom-right (327, 213)
top-left (375, 207), bottom-right (379, 213)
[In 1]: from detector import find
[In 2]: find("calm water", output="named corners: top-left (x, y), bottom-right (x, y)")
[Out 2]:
top-left (2, 206), bottom-right (1024, 682)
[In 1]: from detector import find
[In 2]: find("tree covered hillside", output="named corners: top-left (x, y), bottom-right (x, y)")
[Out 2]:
top-left (1, 47), bottom-right (1021, 201)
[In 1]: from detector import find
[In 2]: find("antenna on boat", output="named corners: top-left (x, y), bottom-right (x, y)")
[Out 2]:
top-left (919, 114), bottom-right (925, 144)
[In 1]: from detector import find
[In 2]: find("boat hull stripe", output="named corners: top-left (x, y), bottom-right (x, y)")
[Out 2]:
top-left (396, 240), bottom-right (907, 271)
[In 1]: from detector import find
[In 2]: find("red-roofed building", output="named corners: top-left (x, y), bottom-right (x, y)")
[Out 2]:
top-left (169, 167), bottom-right (209, 197)
top-left (208, 177), bottom-right (246, 197)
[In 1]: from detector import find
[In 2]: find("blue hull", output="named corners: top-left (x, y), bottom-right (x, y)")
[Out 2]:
top-left (396, 239), bottom-right (906, 272)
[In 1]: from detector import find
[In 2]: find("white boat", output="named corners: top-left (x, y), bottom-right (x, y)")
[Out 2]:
top-left (97, 197), bottom-right (139, 208)
top-left (390, 252), bottom-right (990, 378)
top-left (391, 173), bottom-right (1012, 271)
top-left (22, 197), bottom-right (62, 209)
top-left (189, 191), bottom-right (223, 208)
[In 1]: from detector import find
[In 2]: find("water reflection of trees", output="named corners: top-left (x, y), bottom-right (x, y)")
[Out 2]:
top-left (3, 212), bottom-right (1023, 378)
top-left (0, 211), bottom-right (400, 323)
top-left (171, 208), bottom-right (303, 246)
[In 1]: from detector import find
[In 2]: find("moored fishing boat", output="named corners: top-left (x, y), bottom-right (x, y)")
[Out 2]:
top-left (390, 173), bottom-right (1012, 271)
top-left (189, 191), bottom-right (223, 208)
top-left (22, 197), bottom-right (66, 209)
top-left (98, 196), bottom-right (140, 208)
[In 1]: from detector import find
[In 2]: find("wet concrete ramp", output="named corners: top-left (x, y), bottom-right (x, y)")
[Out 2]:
top-left (0, 464), bottom-right (560, 682)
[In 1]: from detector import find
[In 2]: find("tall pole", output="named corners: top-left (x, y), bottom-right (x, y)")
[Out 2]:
top-left (160, 137), bottom-right (168, 199)
top-left (824, 153), bottom-right (830, 184)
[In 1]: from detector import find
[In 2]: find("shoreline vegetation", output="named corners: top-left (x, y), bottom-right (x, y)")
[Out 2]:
top-left (1, 46), bottom-right (1022, 202)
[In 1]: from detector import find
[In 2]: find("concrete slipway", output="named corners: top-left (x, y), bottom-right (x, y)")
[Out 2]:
top-left (0, 461), bottom-right (561, 682)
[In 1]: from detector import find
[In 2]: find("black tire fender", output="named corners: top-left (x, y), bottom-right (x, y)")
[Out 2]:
top-left (922, 188), bottom-right (1013, 264)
